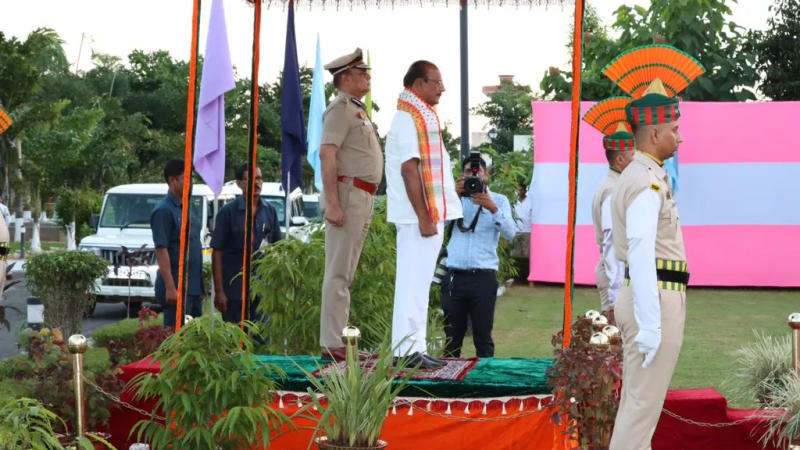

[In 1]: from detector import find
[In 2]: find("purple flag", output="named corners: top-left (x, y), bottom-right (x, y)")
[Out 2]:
top-left (194, 0), bottom-right (235, 196)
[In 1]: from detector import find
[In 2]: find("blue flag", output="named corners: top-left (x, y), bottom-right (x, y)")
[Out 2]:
top-left (306, 34), bottom-right (326, 192)
top-left (664, 152), bottom-right (679, 194)
top-left (281, 2), bottom-right (306, 193)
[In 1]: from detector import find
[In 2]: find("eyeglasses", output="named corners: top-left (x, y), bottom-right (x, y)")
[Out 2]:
top-left (425, 78), bottom-right (445, 88)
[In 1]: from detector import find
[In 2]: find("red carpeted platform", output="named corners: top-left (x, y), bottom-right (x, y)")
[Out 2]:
top-left (106, 358), bottom-right (778, 449)
top-left (656, 388), bottom-right (779, 450)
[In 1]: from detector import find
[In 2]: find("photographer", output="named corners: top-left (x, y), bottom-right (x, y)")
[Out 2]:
top-left (441, 154), bottom-right (516, 358)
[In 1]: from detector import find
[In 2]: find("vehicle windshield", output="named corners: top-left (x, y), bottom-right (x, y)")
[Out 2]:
top-left (304, 200), bottom-right (320, 218)
top-left (263, 195), bottom-right (286, 223)
top-left (100, 193), bottom-right (202, 228)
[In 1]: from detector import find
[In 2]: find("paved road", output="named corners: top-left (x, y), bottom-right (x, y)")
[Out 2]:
top-left (0, 274), bottom-right (132, 359)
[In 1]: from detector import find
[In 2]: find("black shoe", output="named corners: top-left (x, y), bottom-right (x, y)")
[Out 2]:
top-left (394, 352), bottom-right (442, 370)
top-left (420, 354), bottom-right (446, 368)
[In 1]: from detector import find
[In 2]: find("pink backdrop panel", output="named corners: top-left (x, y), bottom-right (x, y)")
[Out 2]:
top-left (528, 224), bottom-right (800, 287)
top-left (532, 101), bottom-right (800, 164)
top-left (527, 224), bottom-right (598, 285)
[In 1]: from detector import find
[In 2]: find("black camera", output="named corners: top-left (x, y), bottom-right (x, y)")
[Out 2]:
top-left (462, 152), bottom-right (485, 197)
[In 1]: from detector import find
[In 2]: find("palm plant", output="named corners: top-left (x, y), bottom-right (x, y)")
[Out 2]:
top-left (728, 331), bottom-right (792, 404)
top-left (759, 373), bottom-right (800, 448)
top-left (297, 335), bottom-right (417, 449)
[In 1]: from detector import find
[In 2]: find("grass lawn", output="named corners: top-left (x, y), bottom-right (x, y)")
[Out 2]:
top-left (444, 283), bottom-right (799, 408)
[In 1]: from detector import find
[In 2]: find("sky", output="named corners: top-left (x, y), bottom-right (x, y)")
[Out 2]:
top-left (1, 0), bottom-right (771, 138)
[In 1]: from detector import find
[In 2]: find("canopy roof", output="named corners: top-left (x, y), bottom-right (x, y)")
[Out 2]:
top-left (252, 0), bottom-right (569, 9)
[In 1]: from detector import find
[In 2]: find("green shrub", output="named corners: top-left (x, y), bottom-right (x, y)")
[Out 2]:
top-left (0, 397), bottom-right (64, 450)
top-left (251, 199), bottom-right (445, 354)
top-left (3, 328), bottom-right (122, 434)
top-left (483, 147), bottom-right (532, 208)
top-left (55, 189), bottom-right (102, 229)
top-left (92, 318), bottom-right (145, 345)
top-left (91, 309), bottom-right (168, 366)
top-left (130, 315), bottom-right (290, 449)
top-left (0, 377), bottom-right (35, 400)
top-left (25, 251), bottom-right (109, 335)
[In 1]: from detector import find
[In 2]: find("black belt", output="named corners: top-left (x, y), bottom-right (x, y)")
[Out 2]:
top-left (447, 268), bottom-right (497, 275)
top-left (624, 267), bottom-right (690, 285)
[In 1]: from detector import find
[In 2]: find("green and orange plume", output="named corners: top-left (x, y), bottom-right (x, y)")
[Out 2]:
top-left (602, 44), bottom-right (705, 99)
top-left (602, 44), bottom-right (705, 126)
top-left (582, 97), bottom-right (635, 152)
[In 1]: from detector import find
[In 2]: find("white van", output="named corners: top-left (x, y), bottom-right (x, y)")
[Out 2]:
top-left (78, 183), bottom-right (234, 316)
top-left (221, 181), bottom-right (311, 240)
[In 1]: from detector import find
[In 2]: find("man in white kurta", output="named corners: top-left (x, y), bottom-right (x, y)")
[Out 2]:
top-left (385, 61), bottom-right (461, 368)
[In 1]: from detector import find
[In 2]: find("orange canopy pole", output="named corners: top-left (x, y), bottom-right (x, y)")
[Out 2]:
top-left (562, 0), bottom-right (585, 349)
top-left (240, 0), bottom-right (262, 330)
top-left (176, 0), bottom-right (202, 332)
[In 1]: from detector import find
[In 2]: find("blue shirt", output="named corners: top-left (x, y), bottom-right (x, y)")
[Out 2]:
top-left (150, 191), bottom-right (204, 298)
top-left (210, 196), bottom-right (281, 301)
top-left (445, 191), bottom-right (517, 270)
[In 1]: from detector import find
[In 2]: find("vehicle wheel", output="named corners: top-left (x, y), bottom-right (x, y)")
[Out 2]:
top-left (126, 300), bottom-right (142, 318)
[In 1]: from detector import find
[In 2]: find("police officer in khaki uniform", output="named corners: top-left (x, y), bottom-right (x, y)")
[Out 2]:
top-left (584, 100), bottom-right (636, 324)
top-left (319, 48), bottom-right (383, 361)
top-left (602, 44), bottom-right (705, 449)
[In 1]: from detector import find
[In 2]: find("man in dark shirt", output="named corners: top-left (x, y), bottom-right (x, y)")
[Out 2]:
top-left (150, 159), bottom-right (204, 329)
top-left (211, 164), bottom-right (281, 323)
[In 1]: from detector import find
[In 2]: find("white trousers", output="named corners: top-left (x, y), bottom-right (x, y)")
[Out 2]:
top-left (391, 222), bottom-right (444, 356)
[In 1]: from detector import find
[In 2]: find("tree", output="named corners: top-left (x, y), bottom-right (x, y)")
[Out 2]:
top-left (472, 79), bottom-right (535, 153)
top-left (24, 104), bottom-right (105, 249)
top-left (540, 0), bottom-right (760, 101)
top-left (0, 28), bottom-right (68, 222)
top-left (756, 0), bottom-right (800, 99)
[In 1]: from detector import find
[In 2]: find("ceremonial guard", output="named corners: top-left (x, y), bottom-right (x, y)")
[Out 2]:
top-left (602, 45), bottom-right (705, 448)
top-left (583, 98), bottom-right (636, 324)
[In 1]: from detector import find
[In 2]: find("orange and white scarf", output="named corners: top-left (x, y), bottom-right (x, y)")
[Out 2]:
top-left (397, 89), bottom-right (447, 222)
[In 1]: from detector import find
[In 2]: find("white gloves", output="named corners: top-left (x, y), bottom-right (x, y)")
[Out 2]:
top-left (634, 328), bottom-right (661, 368)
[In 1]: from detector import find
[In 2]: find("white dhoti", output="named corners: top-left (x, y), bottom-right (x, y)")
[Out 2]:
top-left (391, 222), bottom-right (444, 356)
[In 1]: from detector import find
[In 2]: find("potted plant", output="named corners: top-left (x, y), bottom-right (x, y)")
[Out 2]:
top-left (129, 315), bottom-right (292, 449)
top-left (297, 328), bottom-right (417, 450)
top-left (24, 250), bottom-right (108, 336)
top-left (547, 313), bottom-right (622, 449)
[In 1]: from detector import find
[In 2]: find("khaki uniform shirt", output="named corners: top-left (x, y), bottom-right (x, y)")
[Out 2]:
top-left (592, 169), bottom-right (620, 247)
top-left (321, 92), bottom-right (383, 185)
top-left (612, 151), bottom-right (686, 264)
top-left (592, 169), bottom-right (622, 310)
